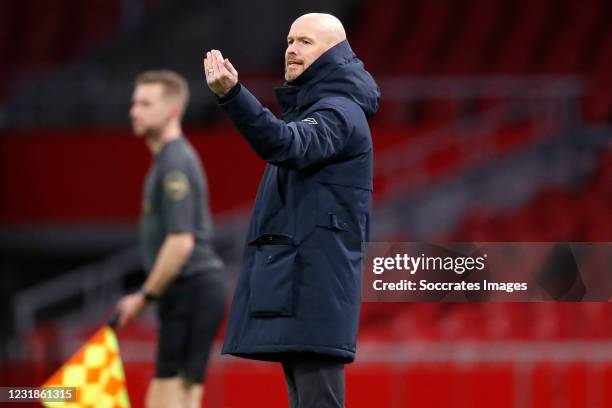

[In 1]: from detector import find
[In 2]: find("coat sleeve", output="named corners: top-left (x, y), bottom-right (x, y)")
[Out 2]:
top-left (218, 84), bottom-right (351, 170)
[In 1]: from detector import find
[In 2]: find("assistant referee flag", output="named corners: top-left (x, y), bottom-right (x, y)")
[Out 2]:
top-left (41, 324), bottom-right (131, 407)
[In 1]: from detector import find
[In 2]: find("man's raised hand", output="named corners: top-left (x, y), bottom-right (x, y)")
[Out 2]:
top-left (204, 49), bottom-right (238, 97)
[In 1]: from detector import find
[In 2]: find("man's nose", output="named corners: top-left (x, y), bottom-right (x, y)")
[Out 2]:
top-left (286, 44), bottom-right (297, 56)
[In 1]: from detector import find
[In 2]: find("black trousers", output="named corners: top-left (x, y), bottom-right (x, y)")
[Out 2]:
top-left (281, 356), bottom-right (345, 408)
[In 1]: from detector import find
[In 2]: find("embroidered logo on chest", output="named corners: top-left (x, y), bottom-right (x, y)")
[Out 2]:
top-left (301, 117), bottom-right (318, 125)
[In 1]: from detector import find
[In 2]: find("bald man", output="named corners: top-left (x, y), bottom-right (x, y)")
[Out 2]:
top-left (205, 13), bottom-right (379, 407)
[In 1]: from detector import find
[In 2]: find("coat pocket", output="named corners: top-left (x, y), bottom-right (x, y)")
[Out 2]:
top-left (315, 211), bottom-right (350, 232)
top-left (248, 234), bottom-right (297, 317)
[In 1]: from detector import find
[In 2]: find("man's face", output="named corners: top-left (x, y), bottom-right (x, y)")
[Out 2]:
top-left (284, 18), bottom-right (330, 82)
top-left (129, 83), bottom-right (175, 137)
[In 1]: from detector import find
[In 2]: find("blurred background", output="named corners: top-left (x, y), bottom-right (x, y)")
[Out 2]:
top-left (1, 0), bottom-right (611, 406)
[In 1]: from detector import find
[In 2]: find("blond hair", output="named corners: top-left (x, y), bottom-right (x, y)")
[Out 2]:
top-left (135, 70), bottom-right (189, 111)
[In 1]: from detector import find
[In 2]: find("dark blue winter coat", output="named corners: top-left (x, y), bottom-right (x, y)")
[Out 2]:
top-left (219, 40), bottom-right (380, 363)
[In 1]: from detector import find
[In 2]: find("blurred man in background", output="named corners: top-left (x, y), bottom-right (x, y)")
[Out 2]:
top-left (205, 13), bottom-right (379, 408)
top-left (116, 70), bottom-right (226, 408)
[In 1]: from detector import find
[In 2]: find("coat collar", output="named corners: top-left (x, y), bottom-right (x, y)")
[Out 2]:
top-left (275, 40), bottom-right (355, 113)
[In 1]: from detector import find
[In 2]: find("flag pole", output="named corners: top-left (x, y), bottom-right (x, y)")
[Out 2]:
top-left (108, 313), bottom-right (120, 330)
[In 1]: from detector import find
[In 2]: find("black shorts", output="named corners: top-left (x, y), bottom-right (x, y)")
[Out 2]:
top-left (155, 271), bottom-right (227, 382)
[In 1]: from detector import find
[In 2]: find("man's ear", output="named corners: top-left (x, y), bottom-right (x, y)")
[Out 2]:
top-left (172, 104), bottom-right (184, 120)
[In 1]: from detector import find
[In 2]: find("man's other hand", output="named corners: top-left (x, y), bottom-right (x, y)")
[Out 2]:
top-left (115, 291), bottom-right (147, 328)
top-left (204, 49), bottom-right (238, 97)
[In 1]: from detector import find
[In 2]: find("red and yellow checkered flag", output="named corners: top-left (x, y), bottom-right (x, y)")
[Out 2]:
top-left (41, 324), bottom-right (131, 408)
